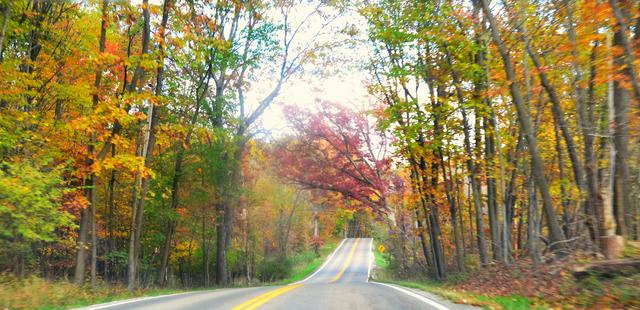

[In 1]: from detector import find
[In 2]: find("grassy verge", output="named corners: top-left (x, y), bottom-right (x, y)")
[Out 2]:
top-left (373, 244), bottom-right (389, 269)
top-left (273, 240), bottom-right (339, 285)
top-left (1, 241), bottom-right (340, 309)
top-left (369, 240), bottom-right (538, 309)
top-left (0, 276), bottom-right (187, 310)
top-left (383, 279), bottom-right (537, 309)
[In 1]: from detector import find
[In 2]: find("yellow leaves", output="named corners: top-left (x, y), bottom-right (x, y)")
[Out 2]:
top-left (93, 154), bottom-right (154, 179)
top-left (93, 51), bottom-right (120, 68)
top-left (171, 240), bottom-right (197, 262)
top-left (168, 35), bottom-right (186, 49)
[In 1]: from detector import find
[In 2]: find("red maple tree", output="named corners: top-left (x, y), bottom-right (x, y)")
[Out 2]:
top-left (278, 101), bottom-right (393, 215)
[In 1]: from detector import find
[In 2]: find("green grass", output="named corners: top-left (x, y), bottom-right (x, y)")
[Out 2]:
top-left (0, 242), bottom-right (340, 309)
top-left (0, 276), bottom-right (188, 310)
top-left (368, 242), bottom-right (538, 310)
top-left (373, 242), bottom-right (389, 269)
top-left (274, 241), bottom-right (339, 285)
top-left (377, 279), bottom-right (538, 309)
top-left (474, 294), bottom-right (534, 309)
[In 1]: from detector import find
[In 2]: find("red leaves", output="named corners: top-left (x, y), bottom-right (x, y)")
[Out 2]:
top-left (278, 101), bottom-right (392, 215)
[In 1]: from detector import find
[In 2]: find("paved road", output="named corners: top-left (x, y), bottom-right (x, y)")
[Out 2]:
top-left (81, 238), bottom-right (476, 310)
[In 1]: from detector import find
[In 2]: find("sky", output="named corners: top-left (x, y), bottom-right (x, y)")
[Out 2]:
top-left (243, 2), bottom-right (374, 139)
top-left (132, 0), bottom-right (374, 138)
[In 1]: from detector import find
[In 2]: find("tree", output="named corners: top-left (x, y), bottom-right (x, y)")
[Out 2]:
top-left (280, 101), bottom-right (391, 215)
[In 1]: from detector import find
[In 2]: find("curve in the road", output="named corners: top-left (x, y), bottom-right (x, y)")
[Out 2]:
top-left (79, 238), bottom-right (470, 310)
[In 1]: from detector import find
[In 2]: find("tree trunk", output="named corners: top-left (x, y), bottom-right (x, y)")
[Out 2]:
top-left (484, 117), bottom-right (501, 262)
top-left (527, 166), bottom-right (540, 264)
top-left (105, 145), bottom-right (116, 282)
top-left (90, 173), bottom-right (97, 289)
top-left (612, 29), bottom-right (631, 238)
top-left (410, 169), bottom-right (433, 269)
top-left (74, 207), bottom-right (89, 284)
top-left (599, 31), bottom-right (624, 259)
top-left (608, 0), bottom-right (640, 101)
top-left (0, 0), bottom-right (11, 62)
top-left (128, 0), bottom-right (167, 290)
top-left (481, 0), bottom-right (567, 253)
top-left (448, 47), bottom-right (488, 265)
top-left (554, 120), bottom-right (571, 238)
top-left (159, 63), bottom-right (209, 286)
top-left (505, 134), bottom-right (523, 255)
top-left (74, 0), bottom-right (108, 286)
top-left (439, 149), bottom-right (465, 272)
top-left (158, 150), bottom-right (184, 286)
top-left (202, 212), bottom-right (209, 286)
top-left (574, 7), bottom-right (601, 243)
top-left (511, 4), bottom-right (588, 223)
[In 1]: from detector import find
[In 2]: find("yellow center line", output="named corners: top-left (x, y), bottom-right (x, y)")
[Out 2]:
top-left (232, 238), bottom-right (361, 309)
top-left (231, 283), bottom-right (304, 310)
top-left (330, 238), bottom-right (360, 283)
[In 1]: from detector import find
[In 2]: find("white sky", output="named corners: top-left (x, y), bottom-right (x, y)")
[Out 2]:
top-left (134, 0), bottom-right (374, 138)
top-left (258, 70), bottom-right (372, 135)
top-left (244, 2), bottom-right (374, 138)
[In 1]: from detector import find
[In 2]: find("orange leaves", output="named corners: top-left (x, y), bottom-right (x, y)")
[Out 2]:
top-left (94, 154), bottom-right (153, 179)
top-left (61, 190), bottom-right (90, 216)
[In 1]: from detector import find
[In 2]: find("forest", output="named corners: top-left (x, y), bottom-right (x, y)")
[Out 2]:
top-left (0, 0), bottom-right (639, 309)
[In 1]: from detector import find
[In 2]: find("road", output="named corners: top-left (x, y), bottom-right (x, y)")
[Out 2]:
top-left (82, 238), bottom-right (476, 310)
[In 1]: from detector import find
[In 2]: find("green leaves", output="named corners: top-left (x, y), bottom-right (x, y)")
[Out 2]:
top-left (0, 161), bottom-right (73, 243)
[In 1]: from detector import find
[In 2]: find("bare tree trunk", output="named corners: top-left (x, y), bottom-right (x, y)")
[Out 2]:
top-left (481, 0), bottom-right (567, 252)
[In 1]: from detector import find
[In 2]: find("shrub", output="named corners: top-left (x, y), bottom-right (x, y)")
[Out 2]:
top-left (257, 257), bottom-right (292, 282)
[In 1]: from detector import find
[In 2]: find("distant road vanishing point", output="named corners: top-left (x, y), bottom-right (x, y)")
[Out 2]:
top-left (79, 238), bottom-right (476, 310)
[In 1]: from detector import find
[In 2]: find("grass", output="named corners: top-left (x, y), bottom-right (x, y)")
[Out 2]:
top-left (375, 278), bottom-right (538, 310)
top-left (373, 242), bottom-right (389, 269)
top-left (0, 241), bottom-right (340, 309)
top-left (0, 275), bottom-right (187, 310)
top-left (369, 239), bottom-right (538, 309)
top-left (274, 240), bottom-right (339, 285)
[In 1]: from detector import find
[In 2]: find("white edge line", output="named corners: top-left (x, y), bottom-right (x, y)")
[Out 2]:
top-left (372, 282), bottom-right (450, 310)
top-left (366, 238), bottom-right (373, 282)
top-left (294, 238), bottom-right (348, 284)
top-left (77, 290), bottom-right (205, 310)
top-left (84, 239), bottom-right (349, 308)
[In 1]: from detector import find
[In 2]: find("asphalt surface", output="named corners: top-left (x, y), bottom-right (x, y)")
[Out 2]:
top-left (80, 238), bottom-right (477, 310)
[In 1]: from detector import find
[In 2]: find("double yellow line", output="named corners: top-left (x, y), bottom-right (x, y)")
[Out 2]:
top-left (330, 238), bottom-right (360, 283)
top-left (232, 239), bottom-right (361, 310)
top-left (231, 283), bottom-right (304, 310)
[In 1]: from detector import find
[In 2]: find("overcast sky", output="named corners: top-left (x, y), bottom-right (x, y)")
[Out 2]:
top-left (245, 2), bottom-right (373, 138)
